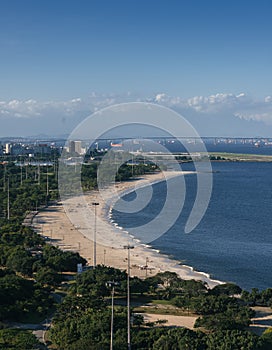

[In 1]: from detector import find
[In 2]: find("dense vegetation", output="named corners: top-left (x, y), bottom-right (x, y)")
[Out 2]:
top-left (0, 158), bottom-right (159, 340)
top-left (48, 265), bottom-right (272, 350)
top-left (0, 328), bottom-right (41, 350)
top-left (1, 157), bottom-right (272, 349)
top-left (0, 161), bottom-right (85, 329)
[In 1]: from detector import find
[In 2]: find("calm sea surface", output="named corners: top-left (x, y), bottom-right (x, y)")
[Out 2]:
top-left (112, 160), bottom-right (272, 291)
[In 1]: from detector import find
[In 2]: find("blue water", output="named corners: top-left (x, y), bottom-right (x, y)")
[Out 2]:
top-left (112, 161), bottom-right (272, 291)
top-left (162, 140), bottom-right (272, 155)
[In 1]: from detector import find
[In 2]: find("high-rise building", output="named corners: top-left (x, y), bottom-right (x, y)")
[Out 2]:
top-left (69, 141), bottom-right (76, 153)
top-left (74, 141), bottom-right (82, 154)
top-left (5, 143), bottom-right (12, 154)
top-left (69, 140), bottom-right (83, 154)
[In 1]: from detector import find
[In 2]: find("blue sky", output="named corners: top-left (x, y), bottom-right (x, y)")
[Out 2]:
top-left (1, 0), bottom-right (272, 136)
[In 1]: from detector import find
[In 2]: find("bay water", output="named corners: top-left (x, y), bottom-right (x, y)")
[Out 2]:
top-left (112, 161), bottom-right (272, 291)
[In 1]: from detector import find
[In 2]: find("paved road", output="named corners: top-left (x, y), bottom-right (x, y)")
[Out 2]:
top-left (8, 318), bottom-right (50, 348)
top-left (8, 292), bottom-right (63, 348)
top-left (33, 319), bottom-right (51, 346)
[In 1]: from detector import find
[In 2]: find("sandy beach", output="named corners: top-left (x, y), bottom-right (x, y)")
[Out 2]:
top-left (33, 170), bottom-right (221, 288)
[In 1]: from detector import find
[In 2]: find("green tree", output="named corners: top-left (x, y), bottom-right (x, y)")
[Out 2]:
top-left (260, 328), bottom-right (272, 350)
top-left (210, 283), bottom-right (242, 296)
top-left (195, 306), bottom-right (254, 331)
top-left (36, 266), bottom-right (63, 286)
top-left (181, 279), bottom-right (208, 297)
top-left (6, 246), bottom-right (34, 275)
top-left (152, 328), bottom-right (206, 350)
top-left (130, 276), bottom-right (149, 295)
top-left (0, 329), bottom-right (41, 350)
top-left (206, 330), bottom-right (262, 350)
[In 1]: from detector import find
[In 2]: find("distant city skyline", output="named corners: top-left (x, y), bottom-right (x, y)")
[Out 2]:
top-left (1, 0), bottom-right (272, 137)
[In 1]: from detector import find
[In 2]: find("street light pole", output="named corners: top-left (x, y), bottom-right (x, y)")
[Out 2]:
top-left (38, 164), bottom-right (40, 185)
top-left (145, 257), bottom-right (149, 278)
top-left (124, 244), bottom-right (134, 350)
top-left (46, 169), bottom-right (49, 197)
top-left (92, 202), bottom-right (99, 268)
top-left (110, 285), bottom-right (114, 350)
top-left (45, 167), bottom-right (49, 207)
top-left (20, 162), bottom-right (23, 186)
top-left (106, 281), bottom-right (119, 350)
top-left (7, 177), bottom-right (10, 220)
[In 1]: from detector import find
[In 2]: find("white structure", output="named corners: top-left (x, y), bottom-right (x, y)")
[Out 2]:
top-left (5, 143), bottom-right (12, 154)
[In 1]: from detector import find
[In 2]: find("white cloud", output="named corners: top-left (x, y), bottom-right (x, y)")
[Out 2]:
top-left (265, 96), bottom-right (272, 103)
top-left (154, 93), bottom-right (167, 102)
top-left (0, 99), bottom-right (42, 118)
top-left (1, 92), bottom-right (272, 136)
top-left (0, 92), bottom-right (270, 122)
top-left (181, 93), bottom-right (250, 113)
top-left (151, 92), bottom-right (272, 124)
top-left (70, 98), bottom-right (82, 103)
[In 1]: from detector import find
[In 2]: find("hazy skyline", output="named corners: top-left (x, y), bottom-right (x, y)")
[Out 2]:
top-left (1, 0), bottom-right (272, 137)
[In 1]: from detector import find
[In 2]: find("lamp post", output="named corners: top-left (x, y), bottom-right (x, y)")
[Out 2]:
top-left (124, 244), bottom-right (134, 350)
top-left (7, 177), bottom-right (10, 220)
top-left (46, 167), bottom-right (49, 197)
top-left (145, 257), bottom-right (149, 278)
top-left (92, 202), bottom-right (99, 268)
top-left (106, 281), bottom-right (119, 350)
top-left (20, 162), bottom-right (23, 186)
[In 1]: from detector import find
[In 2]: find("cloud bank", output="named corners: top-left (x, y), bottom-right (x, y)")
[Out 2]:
top-left (1, 92), bottom-right (272, 137)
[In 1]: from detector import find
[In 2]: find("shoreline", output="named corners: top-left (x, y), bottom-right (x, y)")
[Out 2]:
top-left (34, 170), bottom-right (222, 289)
top-left (103, 171), bottom-right (223, 288)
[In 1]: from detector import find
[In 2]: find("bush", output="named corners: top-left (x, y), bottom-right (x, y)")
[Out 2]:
top-left (0, 329), bottom-right (41, 349)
